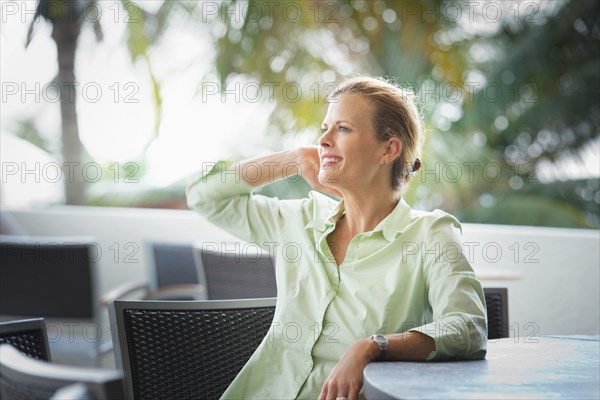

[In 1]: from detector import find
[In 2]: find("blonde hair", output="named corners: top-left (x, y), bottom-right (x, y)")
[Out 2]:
top-left (328, 76), bottom-right (423, 192)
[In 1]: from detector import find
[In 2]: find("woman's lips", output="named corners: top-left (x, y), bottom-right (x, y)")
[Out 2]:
top-left (321, 156), bottom-right (342, 167)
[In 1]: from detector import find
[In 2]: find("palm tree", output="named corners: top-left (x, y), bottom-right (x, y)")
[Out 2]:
top-left (25, 0), bottom-right (162, 204)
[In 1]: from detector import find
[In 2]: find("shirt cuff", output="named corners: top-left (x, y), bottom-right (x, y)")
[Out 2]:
top-left (186, 160), bottom-right (256, 208)
top-left (408, 316), bottom-right (487, 361)
top-left (407, 328), bottom-right (438, 361)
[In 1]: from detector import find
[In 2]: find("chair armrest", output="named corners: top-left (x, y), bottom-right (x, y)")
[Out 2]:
top-left (143, 284), bottom-right (207, 300)
top-left (100, 281), bottom-right (148, 305)
top-left (476, 270), bottom-right (524, 281)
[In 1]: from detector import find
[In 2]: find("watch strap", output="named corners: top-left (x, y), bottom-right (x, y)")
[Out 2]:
top-left (369, 334), bottom-right (388, 361)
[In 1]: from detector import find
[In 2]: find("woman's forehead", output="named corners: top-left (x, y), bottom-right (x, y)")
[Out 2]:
top-left (323, 93), bottom-right (373, 122)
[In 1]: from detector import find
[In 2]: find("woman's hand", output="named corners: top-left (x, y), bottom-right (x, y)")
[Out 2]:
top-left (318, 339), bottom-right (375, 400)
top-left (297, 146), bottom-right (343, 199)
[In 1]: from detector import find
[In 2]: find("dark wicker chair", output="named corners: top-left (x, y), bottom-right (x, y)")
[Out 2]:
top-left (106, 242), bottom-right (207, 302)
top-left (109, 298), bottom-right (276, 400)
top-left (0, 237), bottom-right (96, 320)
top-left (0, 235), bottom-right (117, 365)
top-left (144, 242), bottom-right (207, 300)
top-left (0, 318), bottom-right (51, 361)
top-left (0, 344), bottom-right (124, 400)
top-left (108, 242), bottom-right (279, 302)
top-left (194, 246), bottom-right (277, 300)
top-left (484, 288), bottom-right (509, 339)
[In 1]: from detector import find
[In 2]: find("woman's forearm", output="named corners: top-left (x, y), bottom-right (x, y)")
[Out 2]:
top-left (319, 332), bottom-right (436, 399)
top-left (233, 149), bottom-right (305, 187)
top-left (187, 146), bottom-right (339, 214)
top-left (362, 331), bottom-right (436, 362)
top-left (384, 331), bottom-right (436, 360)
top-left (233, 147), bottom-right (343, 198)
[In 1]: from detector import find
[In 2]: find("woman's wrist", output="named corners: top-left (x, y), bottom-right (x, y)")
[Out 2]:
top-left (296, 146), bottom-right (317, 171)
top-left (293, 146), bottom-right (318, 182)
top-left (354, 338), bottom-right (381, 364)
top-left (232, 149), bottom-right (304, 186)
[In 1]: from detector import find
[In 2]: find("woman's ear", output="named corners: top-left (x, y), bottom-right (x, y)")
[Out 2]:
top-left (382, 137), bottom-right (402, 164)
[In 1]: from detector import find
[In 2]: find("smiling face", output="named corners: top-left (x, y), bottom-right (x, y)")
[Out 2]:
top-left (318, 93), bottom-right (396, 192)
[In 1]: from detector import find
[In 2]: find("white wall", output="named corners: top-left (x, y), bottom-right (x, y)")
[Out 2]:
top-left (462, 224), bottom-right (599, 336)
top-left (5, 206), bottom-right (600, 336)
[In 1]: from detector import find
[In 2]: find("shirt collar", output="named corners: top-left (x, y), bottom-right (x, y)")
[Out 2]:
top-left (305, 198), bottom-right (346, 232)
top-left (377, 197), bottom-right (414, 241)
top-left (305, 196), bottom-right (413, 242)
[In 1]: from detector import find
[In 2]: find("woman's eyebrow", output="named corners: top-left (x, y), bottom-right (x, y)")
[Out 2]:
top-left (321, 120), bottom-right (356, 128)
top-left (322, 120), bottom-right (355, 126)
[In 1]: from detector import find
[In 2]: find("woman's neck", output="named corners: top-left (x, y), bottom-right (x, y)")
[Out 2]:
top-left (338, 190), bottom-right (399, 235)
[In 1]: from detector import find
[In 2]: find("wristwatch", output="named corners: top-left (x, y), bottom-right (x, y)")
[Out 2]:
top-left (369, 334), bottom-right (388, 361)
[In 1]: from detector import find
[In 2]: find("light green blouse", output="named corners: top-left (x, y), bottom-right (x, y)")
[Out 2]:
top-left (186, 161), bottom-right (487, 400)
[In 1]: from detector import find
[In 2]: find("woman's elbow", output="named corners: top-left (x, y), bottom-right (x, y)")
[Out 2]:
top-left (431, 315), bottom-right (488, 360)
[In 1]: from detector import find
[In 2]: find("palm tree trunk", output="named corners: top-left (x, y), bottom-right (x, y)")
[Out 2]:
top-left (51, 17), bottom-right (84, 205)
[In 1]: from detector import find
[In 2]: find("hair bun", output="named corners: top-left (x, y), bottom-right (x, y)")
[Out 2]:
top-left (413, 158), bottom-right (421, 172)
top-left (408, 158), bottom-right (421, 177)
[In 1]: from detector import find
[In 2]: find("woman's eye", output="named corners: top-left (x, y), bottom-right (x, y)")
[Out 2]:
top-left (339, 126), bottom-right (349, 133)
top-left (321, 127), bottom-right (327, 133)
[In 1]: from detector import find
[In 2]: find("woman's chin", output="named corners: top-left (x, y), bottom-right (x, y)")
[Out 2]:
top-left (318, 173), bottom-right (339, 187)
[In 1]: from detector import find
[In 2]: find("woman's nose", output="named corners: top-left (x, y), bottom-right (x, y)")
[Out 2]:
top-left (318, 129), bottom-right (332, 148)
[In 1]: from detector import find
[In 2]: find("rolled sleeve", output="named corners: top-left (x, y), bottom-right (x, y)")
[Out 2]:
top-left (409, 214), bottom-right (488, 361)
top-left (186, 160), bottom-right (301, 248)
top-left (186, 161), bottom-right (254, 206)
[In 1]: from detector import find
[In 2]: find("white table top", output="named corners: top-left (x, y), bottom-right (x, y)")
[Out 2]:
top-left (363, 335), bottom-right (600, 400)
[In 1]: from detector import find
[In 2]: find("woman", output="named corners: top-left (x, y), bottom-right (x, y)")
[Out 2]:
top-left (187, 77), bottom-right (487, 400)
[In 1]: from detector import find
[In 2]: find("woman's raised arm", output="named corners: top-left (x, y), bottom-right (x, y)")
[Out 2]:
top-left (232, 146), bottom-right (342, 198)
top-left (185, 146), bottom-right (341, 247)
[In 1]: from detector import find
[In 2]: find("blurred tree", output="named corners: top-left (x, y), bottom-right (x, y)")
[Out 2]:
top-left (463, 0), bottom-right (599, 163)
top-left (193, 0), bottom-right (598, 228)
top-left (451, 0), bottom-right (599, 226)
top-left (25, 0), bottom-right (162, 204)
top-left (18, 0), bottom-right (599, 228)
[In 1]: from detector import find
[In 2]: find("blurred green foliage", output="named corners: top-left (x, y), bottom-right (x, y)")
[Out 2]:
top-left (197, 0), bottom-right (599, 228)
top-left (15, 0), bottom-right (600, 228)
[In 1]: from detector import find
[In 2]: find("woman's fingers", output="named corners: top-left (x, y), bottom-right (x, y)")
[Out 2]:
top-left (296, 146), bottom-right (343, 198)
top-left (318, 378), bottom-right (355, 400)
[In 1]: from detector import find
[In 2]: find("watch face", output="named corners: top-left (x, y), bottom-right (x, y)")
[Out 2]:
top-left (370, 334), bottom-right (387, 360)
top-left (374, 334), bottom-right (386, 345)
